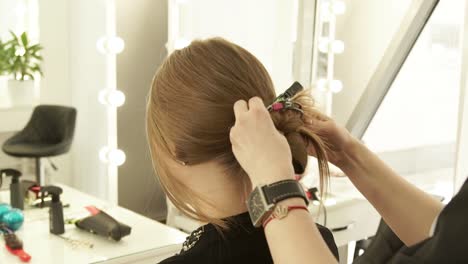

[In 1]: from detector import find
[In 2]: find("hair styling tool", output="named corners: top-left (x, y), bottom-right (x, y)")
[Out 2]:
top-left (75, 206), bottom-right (131, 241)
top-left (0, 224), bottom-right (31, 262)
top-left (267, 81), bottom-right (304, 115)
top-left (0, 169), bottom-right (24, 210)
top-left (56, 234), bottom-right (94, 249)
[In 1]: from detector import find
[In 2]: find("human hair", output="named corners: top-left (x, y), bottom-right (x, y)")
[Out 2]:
top-left (146, 38), bottom-right (329, 228)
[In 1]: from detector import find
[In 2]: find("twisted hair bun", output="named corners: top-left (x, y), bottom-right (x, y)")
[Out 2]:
top-left (269, 90), bottom-right (330, 193)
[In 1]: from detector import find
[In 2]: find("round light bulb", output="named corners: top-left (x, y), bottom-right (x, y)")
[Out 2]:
top-left (331, 1), bottom-right (346, 15)
top-left (99, 146), bottom-right (110, 163)
top-left (98, 90), bottom-right (108, 105)
top-left (107, 90), bottom-right (126, 107)
top-left (107, 36), bottom-right (125, 54)
top-left (98, 90), bottom-right (126, 107)
top-left (174, 38), bottom-right (191, 50)
top-left (330, 80), bottom-right (343, 93)
top-left (321, 2), bottom-right (331, 16)
top-left (96, 36), bottom-right (125, 54)
top-left (108, 148), bottom-right (126, 166)
top-left (331, 40), bottom-right (345, 54)
top-left (316, 79), bottom-right (328, 92)
top-left (318, 38), bottom-right (330, 53)
top-left (99, 147), bottom-right (126, 166)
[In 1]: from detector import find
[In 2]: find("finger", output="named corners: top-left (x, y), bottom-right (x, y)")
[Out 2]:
top-left (233, 100), bottom-right (248, 120)
top-left (248, 97), bottom-right (267, 113)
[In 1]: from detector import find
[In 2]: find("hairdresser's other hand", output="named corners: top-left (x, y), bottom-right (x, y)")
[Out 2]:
top-left (305, 112), bottom-right (357, 168)
top-left (230, 97), bottom-right (295, 187)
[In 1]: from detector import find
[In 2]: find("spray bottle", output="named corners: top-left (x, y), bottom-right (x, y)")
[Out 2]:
top-left (0, 169), bottom-right (24, 210)
top-left (41, 186), bottom-right (65, 235)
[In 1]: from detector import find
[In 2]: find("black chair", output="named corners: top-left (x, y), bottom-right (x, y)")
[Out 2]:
top-left (2, 105), bottom-right (77, 185)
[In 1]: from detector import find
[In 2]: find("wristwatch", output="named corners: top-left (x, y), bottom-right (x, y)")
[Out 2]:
top-left (246, 179), bottom-right (309, 227)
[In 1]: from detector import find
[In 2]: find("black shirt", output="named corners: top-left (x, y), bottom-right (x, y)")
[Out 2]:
top-left (355, 178), bottom-right (468, 264)
top-left (159, 212), bottom-right (339, 263)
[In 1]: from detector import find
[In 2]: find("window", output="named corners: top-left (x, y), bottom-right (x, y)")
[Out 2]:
top-left (362, 0), bottom-right (465, 199)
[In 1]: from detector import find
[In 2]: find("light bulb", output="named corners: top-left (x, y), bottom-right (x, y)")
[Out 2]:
top-left (321, 2), bottom-right (331, 16)
top-left (107, 90), bottom-right (126, 107)
top-left (318, 38), bottom-right (330, 53)
top-left (107, 36), bottom-right (125, 53)
top-left (98, 90), bottom-right (126, 107)
top-left (99, 147), bottom-right (126, 166)
top-left (96, 36), bottom-right (125, 54)
top-left (330, 80), bottom-right (343, 93)
top-left (98, 90), bottom-right (108, 105)
top-left (331, 1), bottom-right (346, 15)
top-left (99, 146), bottom-right (110, 163)
top-left (316, 79), bottom-right (343, 93)
top-left (108, 149), bottom-right (126, 166)
top-left (316, 79), bottom-right (328, 92)
top-left (174, 38), bottom-right (191, 50)
top-left (331, 40), bottom-right (345, 53)
top-left (319, 38), bottom-right (344, 54)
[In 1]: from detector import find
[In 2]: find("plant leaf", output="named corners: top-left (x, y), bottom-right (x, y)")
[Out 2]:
top-left (21, 32), bottom-right (28, 47)
top-left (9, 30), bottom-right (19, 43)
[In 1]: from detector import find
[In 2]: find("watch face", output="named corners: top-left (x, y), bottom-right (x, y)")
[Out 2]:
top-left (247, 187), bottom-right (267, 227)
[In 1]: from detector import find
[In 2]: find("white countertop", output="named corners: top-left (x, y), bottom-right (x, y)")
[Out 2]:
top-left (0, 184), bottom-right (187, 264)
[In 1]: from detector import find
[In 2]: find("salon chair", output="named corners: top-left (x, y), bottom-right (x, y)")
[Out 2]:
top-left (2, 105), bottom-right (77, 186)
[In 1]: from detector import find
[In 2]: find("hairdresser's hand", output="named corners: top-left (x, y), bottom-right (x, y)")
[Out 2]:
top-left (305, 112), bottom-right (357, 168)
top-left (230, 97), bottom-right (295, 187)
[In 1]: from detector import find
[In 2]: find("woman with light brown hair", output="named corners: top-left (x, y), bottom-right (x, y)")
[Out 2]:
top-left (147, 38), bottom-right (339, 263)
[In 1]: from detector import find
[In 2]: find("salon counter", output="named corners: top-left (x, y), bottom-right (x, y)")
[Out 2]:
top-left (0, 184), bottom-right (187, 264)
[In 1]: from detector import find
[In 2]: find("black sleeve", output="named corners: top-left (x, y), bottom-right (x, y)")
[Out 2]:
top-left (390, 178), bottom-right (468, 264)
top-left (356, 178), bottom-right (468, 264)
top-left (316, 224), bottom-right (340, 261)
top-left (353, 220), bottom-right (405, 264)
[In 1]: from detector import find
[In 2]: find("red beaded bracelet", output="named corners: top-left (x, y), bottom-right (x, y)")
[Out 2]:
top-left (262, 205), bottom-right (309, 228)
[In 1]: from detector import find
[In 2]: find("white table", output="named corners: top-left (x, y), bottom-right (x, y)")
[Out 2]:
top-left (0, 184), bottom-right (187, 264)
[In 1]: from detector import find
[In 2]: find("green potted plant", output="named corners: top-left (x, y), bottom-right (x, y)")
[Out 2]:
top-left (4, 31), bottom-right (43, 106)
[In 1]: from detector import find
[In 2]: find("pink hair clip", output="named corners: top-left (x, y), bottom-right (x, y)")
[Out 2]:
top-left (271, 102), bottom-right (284, 111)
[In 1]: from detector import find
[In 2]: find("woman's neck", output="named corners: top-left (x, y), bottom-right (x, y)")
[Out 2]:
top-left (171, 160), bottom-right (250, 219)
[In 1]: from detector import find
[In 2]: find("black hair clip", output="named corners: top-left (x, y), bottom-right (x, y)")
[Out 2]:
top-left (267, 82), bottom-right (304, 115)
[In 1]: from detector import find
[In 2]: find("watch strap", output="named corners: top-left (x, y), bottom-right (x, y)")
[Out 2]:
top-left (262, 179), bottom-right (309, 206)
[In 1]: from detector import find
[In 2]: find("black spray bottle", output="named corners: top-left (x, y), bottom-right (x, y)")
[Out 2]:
top-left (41, 186), bottom-right (65, 235)
top-left (0, 169), bottom-right (24, 210)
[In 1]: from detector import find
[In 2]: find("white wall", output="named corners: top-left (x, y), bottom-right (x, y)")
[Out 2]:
top-left (173, 0), bottom-right (297, 94)
top-left (68, 0), bottom-right (109, 199)
top-left (38, 0), bottom-right (73, 185)
top-left (38, 0), bottom-right (109, 198)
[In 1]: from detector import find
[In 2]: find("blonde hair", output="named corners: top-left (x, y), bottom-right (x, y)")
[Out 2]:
top-left (146, 38), bottom-right (329, 228)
